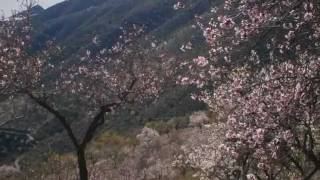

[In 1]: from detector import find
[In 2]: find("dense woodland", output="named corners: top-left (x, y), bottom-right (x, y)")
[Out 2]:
top-left (0, 0), bottom-right (320, 179)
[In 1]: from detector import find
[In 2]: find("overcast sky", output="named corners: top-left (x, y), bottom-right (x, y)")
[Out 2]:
top-left (1, 0), bottom-right (64, 15)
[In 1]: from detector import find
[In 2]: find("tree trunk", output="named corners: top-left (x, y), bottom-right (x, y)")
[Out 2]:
top-left (77, 148), bottom-right (89, 180)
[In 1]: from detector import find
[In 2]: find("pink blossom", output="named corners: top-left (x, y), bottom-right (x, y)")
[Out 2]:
top-left (193, 56), bottom-right (208, 67)
top-left (173, 2), bottom-right (184, 10)
top-left (304, 12), bottom-right (313, 21)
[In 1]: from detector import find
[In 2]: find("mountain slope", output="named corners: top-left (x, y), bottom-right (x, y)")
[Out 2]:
top-left (32, 0), bottom-right (213, 58)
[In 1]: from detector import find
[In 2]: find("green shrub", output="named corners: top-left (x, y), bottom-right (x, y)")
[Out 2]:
top-left (145, 121), bottom-right (171, 134)
top-left (168, 116), bottom-right (190, 129)
top-left (145, 116), bottom-right (190, 134)
top-left (92, 131), bottom-right (138, 150)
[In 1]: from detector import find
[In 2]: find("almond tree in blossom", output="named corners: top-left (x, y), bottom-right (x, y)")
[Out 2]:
top-left (176, 0), bottom-right (320, 179)
top-left (0, 2), bottom-right (174, 179)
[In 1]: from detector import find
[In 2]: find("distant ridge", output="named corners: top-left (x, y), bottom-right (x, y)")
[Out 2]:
top-left (31, 0), bottom-right (214, 59)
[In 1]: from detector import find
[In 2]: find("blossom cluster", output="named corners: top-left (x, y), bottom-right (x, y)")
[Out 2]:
top-left (0, 13), bottom-right (53, 95)
top-left (175, 0), bottom-right (320, 179)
